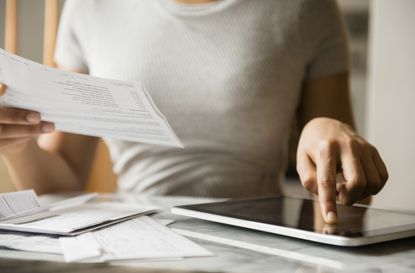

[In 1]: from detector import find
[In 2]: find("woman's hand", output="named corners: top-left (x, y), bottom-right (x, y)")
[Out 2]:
top-left (296, 117), bottom-right (388, 224)
top-left (0, 83), bottom-right (55, 155)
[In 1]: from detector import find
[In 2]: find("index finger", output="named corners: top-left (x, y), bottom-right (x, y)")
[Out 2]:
top-left (0, 83), bottom-right (6, 96)
top-left (316, 141), bottom-right (338, 224)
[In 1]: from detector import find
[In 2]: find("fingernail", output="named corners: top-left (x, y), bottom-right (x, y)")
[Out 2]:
top-left (26, 113), bottom-right (41, 123)
top-left (42, 123), bottom-right (55, 133)
top-left (327, 211), bottom-right (338, 224)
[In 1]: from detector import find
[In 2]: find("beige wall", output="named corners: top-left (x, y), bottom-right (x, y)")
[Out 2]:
top-left (368, 0), bottom-right (415, 211)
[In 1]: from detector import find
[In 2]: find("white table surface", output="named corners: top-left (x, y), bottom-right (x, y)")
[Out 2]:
top-left (0, 193), bottom-right (414, 273)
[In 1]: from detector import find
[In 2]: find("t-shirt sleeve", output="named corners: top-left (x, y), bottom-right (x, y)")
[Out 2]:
top-left (301, 0), bottom-right (350, 80)
top-left (54, 0), bottom-right (88, 71)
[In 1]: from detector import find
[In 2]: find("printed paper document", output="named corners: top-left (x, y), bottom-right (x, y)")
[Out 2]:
top-left (0, 202), bottom-right (158, 235)
top-left (0, 217), bottom-right (174, 255)
top-left (0, 190), bottom-right (40, 220)
top-left (0, 232), bottom-right (61, 255)
top-left (0, 48), bottom-right (182, 147)
top-left (60, 216), bottom-right (212, 262)
top-left (0, 190), bottom-right (97, 221)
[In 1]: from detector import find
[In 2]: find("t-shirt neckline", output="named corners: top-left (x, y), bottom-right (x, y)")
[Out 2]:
top-left (158, 0), bottom-right (238, 16)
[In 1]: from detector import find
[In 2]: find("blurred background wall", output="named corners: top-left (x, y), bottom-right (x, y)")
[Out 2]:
top-left (367, 0), bottom-right (415, 211)
top-left (0, 0), bottom-right (413, 211)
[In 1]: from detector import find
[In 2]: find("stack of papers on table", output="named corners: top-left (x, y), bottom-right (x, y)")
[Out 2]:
top-left (60, 216), bottom-right (212, 262)
top-left (0, 190), bottom-right (213, 263)
top-left (0, 190), bottom-right (158, 235)
top-left (0, 232), bottom-right (61, 255)
top-left (0, 190), bottom-right (98, 221)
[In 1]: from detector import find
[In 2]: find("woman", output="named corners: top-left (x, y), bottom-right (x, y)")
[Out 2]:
top-left (0, 0), bottom-right (388, 224)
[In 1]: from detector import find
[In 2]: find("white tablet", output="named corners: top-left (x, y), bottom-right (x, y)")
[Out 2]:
top-left (171, 196), bottom-right (415, 246)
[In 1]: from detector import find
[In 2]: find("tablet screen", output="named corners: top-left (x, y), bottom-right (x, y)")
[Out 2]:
top-left (178, 197), bottom-right (415, 238)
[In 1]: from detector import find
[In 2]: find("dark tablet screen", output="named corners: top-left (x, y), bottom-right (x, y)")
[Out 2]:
top-left (176, 197), bottom-right (415, 238)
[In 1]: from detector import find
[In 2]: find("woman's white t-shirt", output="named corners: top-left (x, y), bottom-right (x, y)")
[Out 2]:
top-left (55, 0), bottom-right (349, 197)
